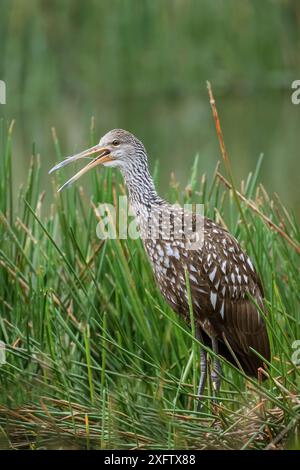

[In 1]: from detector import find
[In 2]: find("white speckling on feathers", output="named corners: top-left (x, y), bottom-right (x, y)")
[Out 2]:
top-left (143, 207), bottom-right (268, 364)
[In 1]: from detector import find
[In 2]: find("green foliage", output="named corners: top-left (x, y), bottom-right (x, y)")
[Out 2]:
top-left (0, 120), bottom-right (299, 449)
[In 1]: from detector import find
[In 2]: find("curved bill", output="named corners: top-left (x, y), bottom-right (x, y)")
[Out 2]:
top-left (49, 145), bottom-right (112, 192)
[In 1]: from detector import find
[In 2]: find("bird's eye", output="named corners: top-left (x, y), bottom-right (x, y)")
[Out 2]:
top-left (112, 140), bottom-right (120, 146)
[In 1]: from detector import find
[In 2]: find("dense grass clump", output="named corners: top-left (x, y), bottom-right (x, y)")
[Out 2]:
top-left (0, 120), bottom-right (299, 450)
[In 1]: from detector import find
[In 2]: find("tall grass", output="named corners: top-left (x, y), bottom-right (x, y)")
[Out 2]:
top-left (0, 118), bottom-right (299, 450)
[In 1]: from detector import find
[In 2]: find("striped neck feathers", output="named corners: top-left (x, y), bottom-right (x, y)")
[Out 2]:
top-left (120, 158), bottom-right (165, 211)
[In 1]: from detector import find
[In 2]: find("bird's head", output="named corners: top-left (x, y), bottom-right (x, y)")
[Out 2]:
top-left (49, 129), bottom-right (148, 191)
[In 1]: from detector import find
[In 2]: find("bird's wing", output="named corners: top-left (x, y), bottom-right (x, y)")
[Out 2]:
top-left (187, 218), bottom-right (270, 369)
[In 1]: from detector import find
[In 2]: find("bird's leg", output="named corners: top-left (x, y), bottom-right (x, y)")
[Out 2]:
top-left (198, 349), bottom-right (207, 397)
top-left (211, 338), bottom-right (222, 396)
top-left (196, 327), bottom-right (207, 407)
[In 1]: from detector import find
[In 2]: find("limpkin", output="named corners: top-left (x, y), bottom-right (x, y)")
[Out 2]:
top-left (49, 129), bottom-right (270, 400)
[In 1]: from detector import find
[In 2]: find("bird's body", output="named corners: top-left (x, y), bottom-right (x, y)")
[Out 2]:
top-left (144, 214), bottom-right (269, 377)
top-left (50, 128), bottom-right (270, 398)
top-left (130, 181), bottom-right (269, 379)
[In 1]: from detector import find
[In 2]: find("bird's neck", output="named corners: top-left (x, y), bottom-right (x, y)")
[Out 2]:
top-left (121, 165), bottom-right (165, 214)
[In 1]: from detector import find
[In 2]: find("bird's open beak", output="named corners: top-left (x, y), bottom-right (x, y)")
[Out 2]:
top-left (49, 144), bottom-right (112, 192)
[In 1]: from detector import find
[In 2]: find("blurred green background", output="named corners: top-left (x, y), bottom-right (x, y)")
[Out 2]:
top-left (0, 0), bottom-right (299, 214)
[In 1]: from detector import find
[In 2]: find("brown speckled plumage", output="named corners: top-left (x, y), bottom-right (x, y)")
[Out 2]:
top-left (143, 208), bottom-right (270, 378)
top-left (138, 203), bottom-right (270, 376)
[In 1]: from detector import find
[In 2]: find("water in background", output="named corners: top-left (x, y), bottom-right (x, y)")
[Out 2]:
top-left (0, 0), bottom-right (299, 215)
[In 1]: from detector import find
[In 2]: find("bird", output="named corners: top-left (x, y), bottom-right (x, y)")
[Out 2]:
top-left (49, 128), bottom-right (270, 401)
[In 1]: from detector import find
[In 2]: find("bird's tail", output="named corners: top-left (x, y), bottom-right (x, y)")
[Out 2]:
top-left (202, 328), bottom-right (270, 380)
